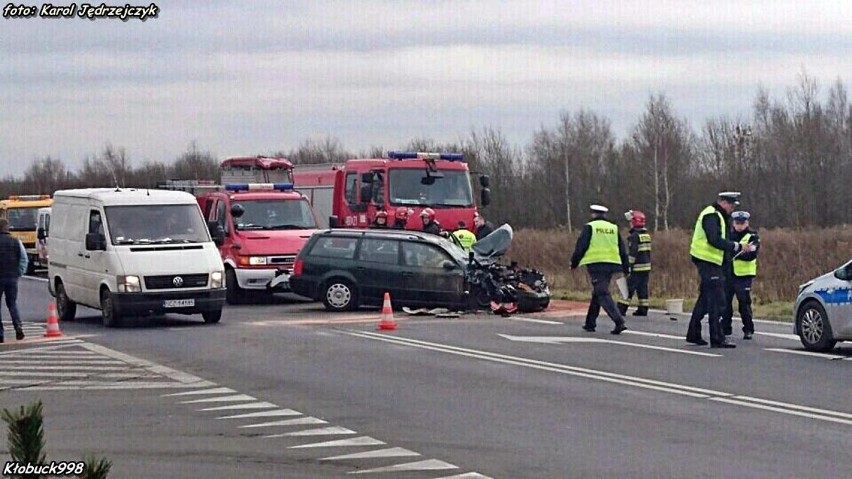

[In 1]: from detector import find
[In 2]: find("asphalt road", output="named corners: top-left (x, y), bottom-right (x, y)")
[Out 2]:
top-left (2, 275), bottom-right (851, 478)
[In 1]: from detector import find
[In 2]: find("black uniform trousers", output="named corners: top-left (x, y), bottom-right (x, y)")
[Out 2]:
top-left (686, 261), bottom-right (727, 345)
top-left (722, 276), bottom-right (754, 334)
top-left (619, 272), bottom-right (649, 314)
top-left (584, 270), bottom-right (626, 329)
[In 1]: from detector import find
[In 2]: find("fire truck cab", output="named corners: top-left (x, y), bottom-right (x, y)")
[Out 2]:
top-left (293, 152), bottom-right (490, 232)
top-left (159, 157), bottom-right (319, 304)
top-left (0, 194), bottom-right (53, 274)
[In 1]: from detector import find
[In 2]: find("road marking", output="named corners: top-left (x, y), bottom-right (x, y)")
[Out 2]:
top-left (756, 332), bottom-right (800, 341)
top-left (289, 436), bottom-right (384, 448)
top-left (0, 371), bottom-right (93, 378)
top-left (274, 427), bottom-right (357, 438)
top-left (217, 409), bottom-right (302, 420)
top-left (198, 401), bottom-right (278, 411)
top-left (0, 360), bottom-right (125, 365)
top-left (623, 330), bottom-right (685, 340)
top-left (351, 459), bottom-right (458, 474)
top-left (180, 394), bottom-right (257, 404)
top-left (510, 317), bottom-right (564, 325)
top-left (163, 387), bottom-right (236, 397)
top-left (437, 474), bottom-right (493, 479)
top-left (22, 275), bottom-right (49, 283)
top-left (321, 447), bottom-right (420, 461)
top-left (498, 334), bottom-right (721, 357)
top-left (345, 330), bottom-right (852, 426)
top-left (240, 417), bottom-right (326, 428)
top-left (764, 348), bottom-right (848, 360)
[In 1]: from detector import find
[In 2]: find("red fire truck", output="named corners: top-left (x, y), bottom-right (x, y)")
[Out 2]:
top-left (292, 152), bottom-right (491, 231)
top-left (160, 157), bottom-right (319, 304)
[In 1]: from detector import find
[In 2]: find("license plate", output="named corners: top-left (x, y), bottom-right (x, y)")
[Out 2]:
top-left (163, 299), bottom-right (195, 308)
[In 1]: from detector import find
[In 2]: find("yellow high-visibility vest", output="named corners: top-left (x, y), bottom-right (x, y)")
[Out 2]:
top-left (451, 228), bottom-right (477, 252)
top-left (690, 206), bottom-right (726, 265)
top-left (733, 233), bottom-right (758, 277)
top-left (579, 220), bottom-right (621, 266)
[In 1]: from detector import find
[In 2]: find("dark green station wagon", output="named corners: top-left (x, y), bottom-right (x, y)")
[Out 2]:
top-left (290, 229), bottom-right (469, 311)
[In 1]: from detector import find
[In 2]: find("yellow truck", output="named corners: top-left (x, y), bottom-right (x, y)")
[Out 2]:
top-left (0, 195), bottom-right (53, 274)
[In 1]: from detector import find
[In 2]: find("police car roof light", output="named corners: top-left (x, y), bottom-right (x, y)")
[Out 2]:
top-left (387, 151), bottom-right (464, 162)
top-left (225, 183), bottom-right (294, 192)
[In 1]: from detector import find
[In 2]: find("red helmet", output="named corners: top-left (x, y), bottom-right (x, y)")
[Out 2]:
top-left (395, 207), bottom-right (411, 220)
top-left (376, 210), bottom-right (388, 219)
top-left (630, 210), bottom-right (646, 228)
top-left (420, 208), bottom-right (436, 221)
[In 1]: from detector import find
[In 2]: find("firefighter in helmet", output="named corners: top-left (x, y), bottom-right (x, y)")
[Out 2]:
top-left (419, 208), bottom-right (443, 236)
top-left (369, 210), bottom-right (389, 229)
top-left (618, 210), bottom-right (652, 316)
top-left (392, 207), bottom-right (412, 229)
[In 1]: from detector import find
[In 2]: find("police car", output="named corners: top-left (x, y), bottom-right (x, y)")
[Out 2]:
top-left (793, 259), bottom-right (852, 351)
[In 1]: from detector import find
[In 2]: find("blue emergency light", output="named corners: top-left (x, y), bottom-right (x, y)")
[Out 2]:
top-left (387, 151), bottom-right (464, 162)
top-left (225, 183), bottom-right (294, 192)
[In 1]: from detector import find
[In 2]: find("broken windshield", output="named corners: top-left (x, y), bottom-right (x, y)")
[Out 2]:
top-left (388, 169), bottom-right (473, 207)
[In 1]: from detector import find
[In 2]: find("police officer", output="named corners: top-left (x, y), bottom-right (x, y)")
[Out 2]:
top-left (618, 210), bottom-right (652, 316)
top-left (686, 192), bottom-right (754, 348)
top-left (474, 212), bottom-right (495, 240)
top-left (721, 211), bottom-right (760, 340)
top-left (420, 208), bottom-right (443, 236)
top-left (0, 218), bottom-right (27, 343)
top-left (392, 207), bottom-right (412, 229)
top-left (369, 210), bottom-right (389, 229)
top-left (451, 221), bottom-right (477, 252)
top-left (570, 204), bottom-right (629, 335)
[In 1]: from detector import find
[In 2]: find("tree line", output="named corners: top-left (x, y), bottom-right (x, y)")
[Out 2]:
top-left (3, 73), bottom-right (850, 230)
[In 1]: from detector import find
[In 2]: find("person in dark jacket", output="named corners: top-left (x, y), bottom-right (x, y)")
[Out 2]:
top-left (474, 212), bottom-right (495, 240)
top-left (618, 210), bottom-right (652, 316)
top-left (686, 192), bottom-right (755, 348)
top-left (721, 211), bottom-right (760, 339)
top-left (570, 204), bottom-right (630, 335)
top-left (420, 208), bottom-right (443, 236)
top-left (0, 218), bottom-right (27, 342)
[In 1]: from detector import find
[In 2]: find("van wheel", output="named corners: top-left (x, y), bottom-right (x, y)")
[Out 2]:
top-left (797, 301), bottom-right (836, 352)
top-left (202, 309), bottom-right (222, 324)
top-left (225, 269), bottom-right (243, 305)
top-left (55, 282), bottom-right (77, 322)
top-left (322, 279), bottom-right (358, 312)
top-left (100, 289), bottom-right (120, 328)
top-left (26, 259), bottom-right (36, 275)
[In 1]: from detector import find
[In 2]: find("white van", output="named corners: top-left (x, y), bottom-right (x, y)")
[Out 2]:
top-left (36, 207), bottom-right (51, 268)
top-left (48, 188), bottom-right (226, 327)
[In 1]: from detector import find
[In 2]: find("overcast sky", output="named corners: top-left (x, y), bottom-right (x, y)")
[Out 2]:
top-left (3, 0), bottom-right (851, 176)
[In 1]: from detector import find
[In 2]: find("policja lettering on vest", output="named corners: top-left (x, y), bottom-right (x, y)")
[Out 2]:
top-left (570, 204), bottom-right (629, 335)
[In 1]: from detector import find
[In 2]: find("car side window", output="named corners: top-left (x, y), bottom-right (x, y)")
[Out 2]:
top-left (358, 238), bottom-right (399, 264)
top-left (88, 210), bottom-right (104, 236)
top-left (402, 242), bottom-right (451, 268)
top-left (309, 236), bottom-right (357, 259)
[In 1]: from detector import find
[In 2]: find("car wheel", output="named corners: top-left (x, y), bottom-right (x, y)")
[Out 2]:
top-left (100, 288), bottom-right (120, 328)
top-left (202, 309), bottom-right (222, 324)
top-left (473, 286), bottom-right (491, 308)
top-left (55, 281), bottom-right (77, 322)
top-left (225, 268), bottom-right (243, 305)
top-left (322, 279), bottom-right (357, 312)
top-left (797, 301), bottom-right (836, 352)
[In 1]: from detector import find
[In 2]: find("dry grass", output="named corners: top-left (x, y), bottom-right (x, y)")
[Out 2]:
top-left (508, 226), bottom-right (852, 304)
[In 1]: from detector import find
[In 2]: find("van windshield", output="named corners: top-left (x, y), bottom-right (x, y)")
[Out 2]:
top-left (105, 205), bottom-right (210, 245)
top-left (233, 199), bottom-right (317, 230)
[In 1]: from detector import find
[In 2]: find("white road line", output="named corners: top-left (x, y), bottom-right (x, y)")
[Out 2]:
top-left (180, 394), bottom-right (257, 404)
top-left (510, 317), bottom-right (564, 325)
top-left (437, 473), bottom-right (493, 479)
top-left (732, 395), bottom-right (852, 420)
top-left (14, 350), bottom-right (96, 355)
top-left (20, 382), bottom-right (209, 391)
top-left (710, 397), bottom-right (852, 426)
top-left (1, 379), bottom-right (51, 385)
top-left (22, 275), bottom-right (49, 283)
top-left (0, 365), bottom-right (127, 371)
top-left (217, 409), bottom-right (302, 420)
top-left (756, 332), bottom-right (800, 341)
top-left (275, 427), bottom-right (357, 438)
top-left (239, 417), bottom-right (326, 428)
top-left (289, 436), bottom-right (383, 448)
top-left (764, 348), bottom-right (847, 360)
top-left (2, 354), bottom-right (104, 360)
top-left (351, 459), bottom-right (458, 474)
top-left (163, 387), bottom-right (236, 397)
top-left (623, 330), bottom-right (685, 340)
top-left (0, 371), bottom-right (90, 377)
top-left (198, 401), bottom-right (277, 412)
top-left (346, 331), bottom-right (852, 426)
top-left (321, 447), bottom-right (420, 461)
top-left (498, 334), bottom-right (721, 357)
top-left (81, 342), bottom-right (212, 386)
top-left (0, 360), bottom-right (125, 365)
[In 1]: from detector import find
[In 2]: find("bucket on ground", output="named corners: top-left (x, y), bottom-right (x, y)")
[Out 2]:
top-left (665, 299), bottom-right (684, 315)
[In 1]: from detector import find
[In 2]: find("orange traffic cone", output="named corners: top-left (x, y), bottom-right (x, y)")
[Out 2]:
top-left (377, 292), bottom-right (397, 331)
top-left (43, 301), bottom-right (63, 338)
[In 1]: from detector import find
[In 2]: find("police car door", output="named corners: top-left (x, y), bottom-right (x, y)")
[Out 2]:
top-left (831, 260), bottom-right (852, 337)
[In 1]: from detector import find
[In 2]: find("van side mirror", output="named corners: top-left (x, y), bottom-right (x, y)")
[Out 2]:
top-left (208, 221), bottom-right (225, 246)
top-left (85, 233), bottom-right (107, 251)
top-left (479, 175), bottom-right (490, 188)
top-left (328, 216), bottom-right (339, 228)
top-left (480, 188), bottom-right (491, 207)
top-left (37, 227), bottom-right (46, 240)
